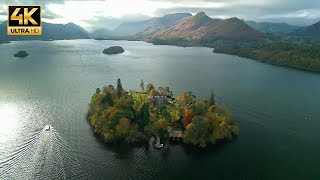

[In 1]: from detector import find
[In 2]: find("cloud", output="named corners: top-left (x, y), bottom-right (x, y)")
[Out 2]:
top-left (154, 0), bottom-right (320, 25)
top-left (0, 0), bottom-right (320, 29)
top-left (82, 14), bottom-right (151, 31)
top-left (0, 0), bottom-right (65, 21)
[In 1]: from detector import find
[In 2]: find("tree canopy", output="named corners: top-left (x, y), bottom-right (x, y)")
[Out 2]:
top-left (87, 79), bottom-right (239, 147)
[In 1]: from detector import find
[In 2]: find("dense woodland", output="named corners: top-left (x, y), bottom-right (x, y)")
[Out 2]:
top-left (87, 79), bottom-right (239, 148)
top-left (148, 36), bottom-right (320, 72)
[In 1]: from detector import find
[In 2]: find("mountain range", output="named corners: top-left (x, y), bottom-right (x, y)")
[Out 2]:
top-left (291, 21), bottom-right (320, 40)
top-left (1, 12), bottom-right (320, 42)
top-left (91, 12), bottom-right (320, 42)
top-left (245, 21), bottom-right (301, 34)
top-left (91, 13), bottom-right (192, 38)
top-left (145, 12), bottom-right (266, 42)
top-left (0, 21), bottom-right (90, 41)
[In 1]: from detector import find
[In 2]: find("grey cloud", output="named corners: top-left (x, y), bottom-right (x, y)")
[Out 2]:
top-left (0, 0), bottom-right (66, 21)
top-left (2, 0), bottom-right (65, 5)
top-left (83, 14), bottom-right (151, 31)
top-left (1, 0), bottom-right (320, 26)
top-left (154, 0), bottom-right (320, 25)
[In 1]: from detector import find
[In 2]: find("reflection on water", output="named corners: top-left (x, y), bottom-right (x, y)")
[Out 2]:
top-left (0, 126), bottom-right (79, 179)
top-left (0, 103), bottom-right (19, 144)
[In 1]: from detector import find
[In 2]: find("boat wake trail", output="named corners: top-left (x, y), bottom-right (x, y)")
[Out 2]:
top-left (0, 126), bottom-right (79, 179)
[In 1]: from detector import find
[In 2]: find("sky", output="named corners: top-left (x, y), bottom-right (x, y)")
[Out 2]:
top-left (1, 0), bottom-right (320, 31)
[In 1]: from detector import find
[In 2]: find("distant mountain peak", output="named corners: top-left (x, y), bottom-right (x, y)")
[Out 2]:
top-left (190, 12), bottom-right (211, 27)
top-left (195, 12), bottom-right (207, 17)
top-left (227, 17), bottom-right (240, 21)
top-left (148, 12), bottom-right (266, 41)
top-left (193, 12), bottom-right (210, 19)
top-left (65, 22), bottom-right (78, 26)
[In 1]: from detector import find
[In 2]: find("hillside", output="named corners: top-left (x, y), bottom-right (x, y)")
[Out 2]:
top-left (137, 12), bottom-right (320, 73)
top-left (245, 21), bottom-right (301, 34)
top-left (147, 12), bottom-right (266, 43)
top-left (91, 28), bottom-right (114, 38)
top-left (0, 21), bottom-right (91, 41)
top-left (110, 13), bottom-right (192, 37)
top-left (292, 21), bottom-right (320, 40)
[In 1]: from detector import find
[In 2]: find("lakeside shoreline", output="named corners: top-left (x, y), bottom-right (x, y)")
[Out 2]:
top-left (94, 37), bottom-right (320, 73)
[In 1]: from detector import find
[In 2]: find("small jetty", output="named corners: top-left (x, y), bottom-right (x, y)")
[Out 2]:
top-left (152, 133), bottom-right (163, 149)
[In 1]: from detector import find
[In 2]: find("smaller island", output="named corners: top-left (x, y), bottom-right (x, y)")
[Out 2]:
top-left (14, 51), bottom-right (29, 58)
top-left (87, 79), bottom-right (239, 148)
top-left (0, 41), bottom-right (10, 45)
top-left (103, 46), bottom-right (124, 55)
top-left (95, 38), bottom-right (108, 40)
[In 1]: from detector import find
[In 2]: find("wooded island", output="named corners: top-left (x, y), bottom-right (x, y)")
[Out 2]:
top-left (87, 79), bottom-right (239, 148)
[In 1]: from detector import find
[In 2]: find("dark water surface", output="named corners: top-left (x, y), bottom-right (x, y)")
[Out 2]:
top-left (0, 40), bottom-right (320, 179)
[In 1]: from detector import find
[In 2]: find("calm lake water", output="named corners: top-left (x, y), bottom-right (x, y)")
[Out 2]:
top-left (0, 40), bottom-right (320, 179)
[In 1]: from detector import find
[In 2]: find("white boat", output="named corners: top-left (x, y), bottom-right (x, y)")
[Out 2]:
top-left (44, 125), bottom-right (51, 131)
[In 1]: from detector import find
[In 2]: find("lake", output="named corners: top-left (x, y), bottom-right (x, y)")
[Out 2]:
top-left (0, 40), bottom-right (320, 179)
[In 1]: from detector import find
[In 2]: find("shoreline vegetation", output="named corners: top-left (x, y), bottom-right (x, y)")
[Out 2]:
top-left (148, 37), bottom-right (320, 73)
top-left (5, 36), bottom-right (320, 72)
top-left (94, 36), bottom-right (320, 73)
top-left (87, 79), bottom-right (239, 148)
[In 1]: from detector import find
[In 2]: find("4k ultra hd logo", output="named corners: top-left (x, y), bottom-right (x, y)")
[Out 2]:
top-left (8, 6), bottom-right (42, 36)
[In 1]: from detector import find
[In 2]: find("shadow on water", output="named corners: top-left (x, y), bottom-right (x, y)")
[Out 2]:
top-left (91, 128), bottom-right (238, 160)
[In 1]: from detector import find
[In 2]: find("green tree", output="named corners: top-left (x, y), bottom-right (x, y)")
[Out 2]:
top-left (184, 116), bottom-right (212, 147)
top-left (140, 80), bottom-right (145, 92)
top-left (137, 103), bottom-right (150, 131)
top-left (117, 78), bottom-right (123, 97)
top-left (101, 92), bottom-right (113, 106)
top-left (209, 90), bottom-right (215, 105)
top-left (96, 88), bottom-right (101, 94)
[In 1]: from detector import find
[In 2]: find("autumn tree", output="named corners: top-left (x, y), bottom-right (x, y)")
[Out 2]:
top-left (146, 83), bottom-right (155, 93)
top-left (116, 118), bottom-right (130, 138)
top-left (176, 91), bottom-right (196, 105)
top-left (149, 89), bottom-right (158, 96)
top-left (182, 110), bottom-right (195, 127)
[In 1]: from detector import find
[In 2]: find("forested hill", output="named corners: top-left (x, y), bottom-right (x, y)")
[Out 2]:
top-left (291, 21), bottom-right (320, 40)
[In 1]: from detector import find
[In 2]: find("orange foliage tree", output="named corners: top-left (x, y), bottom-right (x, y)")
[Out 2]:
top-left (182, 110), bottom-right (195, 127)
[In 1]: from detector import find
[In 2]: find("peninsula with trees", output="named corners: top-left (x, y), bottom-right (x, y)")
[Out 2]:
top-left (87, 79), bottom-right (239, 148)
